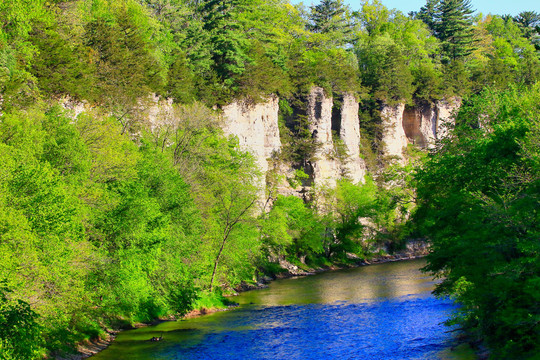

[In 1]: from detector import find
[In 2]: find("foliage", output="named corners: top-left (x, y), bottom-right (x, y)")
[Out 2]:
top-left (1, 0), bottom-right (539, 357)
top-left (0, 283), bottom-right (43, 360)
top-left (415, 85), bottom-right (540, 358)
top-left (261, 195), bottom-right (325, 260)
top-left (308, 0), bottom-right (355, 46)
top-left (436, 0), bottom-right (476, 61)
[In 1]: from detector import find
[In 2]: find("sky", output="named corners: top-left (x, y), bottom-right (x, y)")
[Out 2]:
top-left (291, 0), bottom-right (539, 17)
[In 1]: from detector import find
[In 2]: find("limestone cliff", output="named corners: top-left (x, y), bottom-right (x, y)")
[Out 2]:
top-left (307, 87), bottom-right (341, 188)
top-left (436, 98), bottom-right (461, 138)
top-left (381, 103), bottom-right (408, 160)
top-left (221, 96), bottom-right (281, 175)
top-left (218, 88), bottom-right (368, 200)
top-left (340, 93), bottom-right (366, 184)
top-left (382, 98), bottom-right (460, 160)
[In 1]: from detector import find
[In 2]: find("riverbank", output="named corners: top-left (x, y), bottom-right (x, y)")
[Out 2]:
top-left (235, 240), bottom-right (430, 292)
top-left (59, 242), bottom-right (430, 359)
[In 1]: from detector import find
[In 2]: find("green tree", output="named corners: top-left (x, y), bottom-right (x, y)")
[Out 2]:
top-left (261, 195), bottom-right (325, 262)
top-left (514, 11), bottom-right (540, 50)
top-left (84, 0), bottom-right (165, 132)
top-left (415, 85), bottom-right (540, 358)
top-left (417, 0), bottom-right (439, 33)
top-left (309, 0), bottom-right (354, 46)
top-left (330, 179), bottom-right (377, 257)
top-left (199, 0), bottom-right (251, 92)
top-left (0, 283), bottom-right (43, 360)
top-left (436, 0), bottom-right (475, 61)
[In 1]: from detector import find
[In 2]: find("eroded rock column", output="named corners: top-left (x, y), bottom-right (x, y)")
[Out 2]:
top-left (381, 103), bottom-right (408, 161)
top-left (340, 93), bottom-right (365, 184)
top-left (436, 97), bottom-right (461, 139)
top-left (307, 87), bottom-right (340, 188)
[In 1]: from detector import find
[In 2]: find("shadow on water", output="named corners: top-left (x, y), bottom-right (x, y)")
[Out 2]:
top-left (92, 259), bottom-right (477, 360)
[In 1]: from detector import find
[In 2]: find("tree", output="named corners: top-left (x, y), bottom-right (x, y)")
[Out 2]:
top-left (514, 11), bottom-right (540, 33)
top-left (84, 0), bottom-right (165, 133)
top-left (199, 0), bottom-right (251, 91)
top-left (514, 11), bottom-right (540, 50)
top-left (194, 141), bottom-right (260, 292)
top-left (473, 15), bottom-right (540, 89)
top-left (309, 0), bottom-right (354, 46)
top-left (0, 283), bottom-right (43, 360)
top-left (436, 0), bottom-right (475, 61)
top-left (417, 0), bottom-right (439, 33)
top-left (415, 85), bottom-right (540, 358)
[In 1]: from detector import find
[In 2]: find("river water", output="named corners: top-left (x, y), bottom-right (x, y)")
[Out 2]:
top-left (92, 258), bottom-right (476, 360)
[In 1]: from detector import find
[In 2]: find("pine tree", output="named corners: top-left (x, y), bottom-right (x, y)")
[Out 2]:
top-left (309, 0), bottom-right (353, 46)
top-left (514, 11), bottom-right (540, 50)
top-left (417, 0), bottom-right (439, 33)
top-left (436, 0), bottom-right (475, 61)
top-left (199, 0), bottom-right (251, 87)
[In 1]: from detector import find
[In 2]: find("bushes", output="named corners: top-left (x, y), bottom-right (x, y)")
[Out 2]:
top-left (0, 286), bottom-right (43, 360)
top-left (415, 85), bottom-right (540, 358)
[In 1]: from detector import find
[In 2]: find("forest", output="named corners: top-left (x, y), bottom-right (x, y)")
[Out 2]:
top-left (0, 0), bottom-right (538, 359)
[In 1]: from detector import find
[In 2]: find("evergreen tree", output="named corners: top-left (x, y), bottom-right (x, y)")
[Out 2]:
top-left (309, 0), bottom-right (352, 41)
top-left (199, 0), bottom-right (251, 89)
top-left (417, 0), bottom-right (439, 33)
top-left (514, 11), bottom-right (540, 50)
top-left (436, 0), bottom-right (475, 61)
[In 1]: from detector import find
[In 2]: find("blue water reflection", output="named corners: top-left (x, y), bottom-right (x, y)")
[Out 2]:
top-left (160, 295), bottom-right (457, 360)
top-left (93, 259), bottom-right (474, 360)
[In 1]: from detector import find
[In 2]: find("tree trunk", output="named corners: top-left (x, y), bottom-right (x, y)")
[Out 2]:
top-left (209, 227), bottom-right (231, 292)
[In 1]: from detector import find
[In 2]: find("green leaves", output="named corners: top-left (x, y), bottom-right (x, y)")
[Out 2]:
top-left (0, 283), bottom-right (43, 360)
top-left (416, 85), bottom-right (540, 358)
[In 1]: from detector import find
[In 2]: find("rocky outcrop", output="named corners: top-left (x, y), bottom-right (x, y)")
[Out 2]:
top-left (340, 93), bottom-right (366, 184)
top-left (436, 97), bottom-right (461, 138)
top-left (307, 87), bottom-right (341, 188)
top-left (382, 98), bottom-right (460, 160)
top-left (381, 103), bottom-right (408, 160)
top-left (221, 96), bottom-right (281, 175)
top-left (220, 89), bottom-right (366, 193)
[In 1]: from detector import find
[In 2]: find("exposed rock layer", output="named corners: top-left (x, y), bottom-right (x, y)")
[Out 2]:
top-left (221, 96), bottom-right (281, 175)
top-left (307, 87), bottom-right (341, 188)
top-left (340, 93), bottom-right (366, 184)
top-left (381, 103), bottom-right (408, 159)
top-left (382, 98), bottom-right (460, 160)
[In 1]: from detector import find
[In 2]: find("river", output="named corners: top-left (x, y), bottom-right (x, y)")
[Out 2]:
top-left (92, 258), bottom-right (476, 360)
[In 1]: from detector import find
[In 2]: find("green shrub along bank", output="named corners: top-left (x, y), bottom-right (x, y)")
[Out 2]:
top-left (415, 85), bottom-right (540, 359)
top-left (1, 0), bottom-right (539, 358)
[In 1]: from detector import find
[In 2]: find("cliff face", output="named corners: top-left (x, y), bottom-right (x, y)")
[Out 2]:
top-left (221, 95), bottom-right (281, 175)
top-left (307, 87), bottom-right (341, 188)
top-left (219, 91), bottom-right (459, 196)
top-left (436, 98), bottom-right (462, 138)
top-left (381, 103), bottom-right (408, 160)
top-left (340, 92), bottom-right (366, 184)
top-left (382, 98), bottom-right (460, 160)
top-left (220, 88), bottom-right (367, 197)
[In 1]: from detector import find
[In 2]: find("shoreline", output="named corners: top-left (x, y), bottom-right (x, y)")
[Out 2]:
top-left (61, 247), bottom-right (429, 359)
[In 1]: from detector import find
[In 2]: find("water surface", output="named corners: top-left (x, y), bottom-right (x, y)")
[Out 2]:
top-left (93, 259), bottom-right (476, 360)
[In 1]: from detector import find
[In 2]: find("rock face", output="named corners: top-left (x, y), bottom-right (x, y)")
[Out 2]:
top-left (382, 98), bottom-right (460, 160)
top-left (436, 98), bottom-right (461, 138)
top-left (340, 93), bottom-right (366, 184)
top-left (381, 103), bottom-right (408, 159)
top-left (221, 96), bottom-right (281, 175)
top-left (307, 87), bottom-right (341, 188)
top-left (221, 89), bottom-right (367, 194)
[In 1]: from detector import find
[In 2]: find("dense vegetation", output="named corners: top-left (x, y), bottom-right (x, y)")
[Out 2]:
top-left (0, 0), bottom-right (538, 358)
top-left (415, 85), bottom-right (540, 359)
